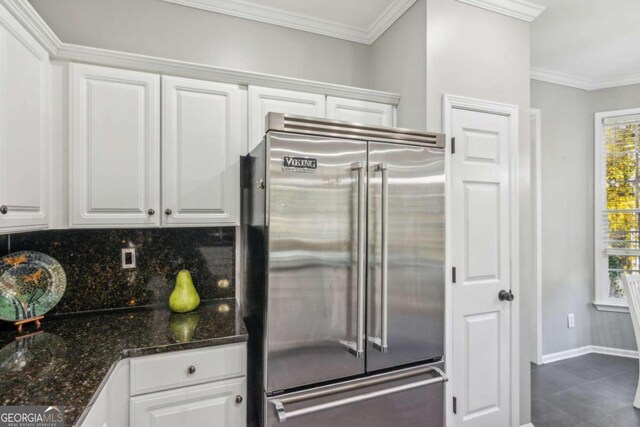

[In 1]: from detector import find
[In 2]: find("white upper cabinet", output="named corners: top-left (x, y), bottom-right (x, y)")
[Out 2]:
top-left (162, 76), bottom-right (242, 226)
top-left (248, 86), bottom-right (325, 152)
top-left (326, 96), bottom-right (394, 127)
top-left (70, 63), bottom-right (161, 227)
top-left (0, 6), bottom-right (49, 232)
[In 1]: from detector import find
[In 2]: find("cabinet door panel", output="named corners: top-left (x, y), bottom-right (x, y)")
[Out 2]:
top-left (130, 378), bottom-right (245, 427)
top-left (70, 64), bottom-right (160, 227)
top-left (248, 86), bottom-right (325, 152)
top-left (0, 6), bottom-right (49, 232)
top-left (326, 97), bottom-right (393, 127)
top-left (162, 76), bottom-right (241, 226)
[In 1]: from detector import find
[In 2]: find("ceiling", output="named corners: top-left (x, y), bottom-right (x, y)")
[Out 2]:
top-left (531, 0), bottom-right (640, 90)
top-left (161, 0), bottom-right (416, 44)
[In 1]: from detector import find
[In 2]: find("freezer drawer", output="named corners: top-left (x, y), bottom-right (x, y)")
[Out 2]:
top-left (265, 363), bottom-right (446, 427)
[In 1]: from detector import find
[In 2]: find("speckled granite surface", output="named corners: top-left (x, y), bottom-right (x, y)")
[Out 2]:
top-left (0, 227), bottom-right (236, 314)
top-left (0, 298), bottom-right (247, 425)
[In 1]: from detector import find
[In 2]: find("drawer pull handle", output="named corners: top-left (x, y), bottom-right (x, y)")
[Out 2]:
top-left (187, 365), bottom-right (196, 375)
top-left (236, 395), bottom-right (243, 404)
top-left (0, 205), bottom-right (7, 215)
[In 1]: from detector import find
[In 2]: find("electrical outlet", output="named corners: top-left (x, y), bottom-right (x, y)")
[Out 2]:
top-left (121, 248), bottom-right (136, 269)
top-left (567, 313), bottom-right (575, 328)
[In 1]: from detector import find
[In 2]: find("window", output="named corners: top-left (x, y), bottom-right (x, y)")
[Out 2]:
top-left (595, 108), bottom-right (640, 310)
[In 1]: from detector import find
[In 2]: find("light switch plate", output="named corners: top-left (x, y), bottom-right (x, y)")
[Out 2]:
top-left (121, 248), bottom-right (136, 269)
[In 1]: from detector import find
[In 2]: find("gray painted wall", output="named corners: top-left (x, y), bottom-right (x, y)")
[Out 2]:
top-left (531, 80), bottom-right (594, 354)
top-left (531, 80), bottom-right (640, 353)
top-left (28, 0), bottom-right (371, 88)
top-left (28, 0), bottom-right (534, 422)
top-left (370, 0), bottom-right (426, 130)
top-left (426, 1), bottom-right (532, 424)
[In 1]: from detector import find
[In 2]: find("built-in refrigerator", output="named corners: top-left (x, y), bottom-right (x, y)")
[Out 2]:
top-left (242, 113), bottom-right (447, 426)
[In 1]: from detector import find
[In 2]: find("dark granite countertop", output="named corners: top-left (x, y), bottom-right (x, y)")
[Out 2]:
top-left (0, 298), bottom-right (247, 425)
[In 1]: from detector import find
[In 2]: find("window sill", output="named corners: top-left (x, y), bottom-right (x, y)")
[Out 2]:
top-left (593, 301), bottom-right (630, 313)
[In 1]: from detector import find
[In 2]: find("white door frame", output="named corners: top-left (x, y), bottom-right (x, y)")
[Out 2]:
top-left (443, 94), bottom-right (520, 427)
top-left (530, 108), bottom-right (543, 365)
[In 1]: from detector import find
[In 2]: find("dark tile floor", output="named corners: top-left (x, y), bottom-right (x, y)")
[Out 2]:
top-left (532, 353), bottom-right (640, 427)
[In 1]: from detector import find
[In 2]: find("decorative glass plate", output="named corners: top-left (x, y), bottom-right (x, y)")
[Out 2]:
top-left (0, 252), bottom-right (66, 322)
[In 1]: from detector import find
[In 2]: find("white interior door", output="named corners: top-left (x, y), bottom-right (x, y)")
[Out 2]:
top-left (451, 107), bottom-right (513, 427)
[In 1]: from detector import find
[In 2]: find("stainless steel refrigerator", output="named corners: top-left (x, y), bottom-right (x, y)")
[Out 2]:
top-left (242, 113), bottom-right (447, 427)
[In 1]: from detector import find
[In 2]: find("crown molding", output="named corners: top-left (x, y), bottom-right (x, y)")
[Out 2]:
top-left (55, 43), bottom-right (401, 104)
top-left (456, 0), bottom-right (545, 22)
top-left (531, 67), bottom-right (640, 91)
top-left (0, 0), bottom-right (400, 104)
top-left (0, 0), bottom-right (61, 53)
top-left (161, 0), bottom-right (416, 45)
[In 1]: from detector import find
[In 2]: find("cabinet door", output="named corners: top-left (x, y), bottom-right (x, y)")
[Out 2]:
top-left (70, 63), bottom-right (160, 227)
top-left (130, 377), bottom-right (245, 427)
top-left (162, 76), bottom-right (242, 226)
top-left (0, 5), bottom-right (49, 232)
top-left (326, 97), bottom-right (393, 127)
top-left (79, 360), bottom-right (129, 426)
top-left (248, 86), bottom-right (325, 152)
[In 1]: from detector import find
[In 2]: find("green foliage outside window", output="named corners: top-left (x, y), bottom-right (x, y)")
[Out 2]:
top-left (606, 123), bottom-right (640, 298)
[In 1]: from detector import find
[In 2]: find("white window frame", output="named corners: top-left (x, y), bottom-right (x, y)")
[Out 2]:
top-left (594, 107), bottom-right (640, 313)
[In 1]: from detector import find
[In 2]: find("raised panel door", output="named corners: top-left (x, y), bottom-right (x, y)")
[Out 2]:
top-left (70, 63), bottom-right (160, 227)
top-left (162, 76), bottom-right (242, 226)
top-left (130, 378), bottom-right (245, 427)
top-left (451, 108), bottom-right (511, 427)
top-left (0, 6), bottom-right (49, 232)
top-left (326, 97), bottom-right (393, 127)
top-left (248, 86), bottom-right (325, 152)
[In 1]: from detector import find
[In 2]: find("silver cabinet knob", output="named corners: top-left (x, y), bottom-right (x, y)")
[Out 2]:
top-left (165, 209), bottom-right (172, 216)
top-left (187, 365), bottom-right (196, 375)
top-left (147, 209), bottom-right (155, 216)
top-left (235, 395), bottom-right (243, 404)
top-left (0, 205), bottom-right (7, 215)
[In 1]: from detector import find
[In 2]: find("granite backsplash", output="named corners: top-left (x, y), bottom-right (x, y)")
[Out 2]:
top-left (0, 228), bottom-right (235, 314)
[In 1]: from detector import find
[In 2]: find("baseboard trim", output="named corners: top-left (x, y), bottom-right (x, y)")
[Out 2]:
top-left (520, 424), bottom-right (535, 427)
top-left (541, 345), bottom-right (639, 364)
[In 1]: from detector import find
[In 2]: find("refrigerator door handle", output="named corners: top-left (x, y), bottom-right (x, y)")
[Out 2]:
top-left (345, 161), bottom-right (365, 358)
top-left (270, 366), bottom-right (448, 423)
top-left (370, 163), bottom-right (389, 353)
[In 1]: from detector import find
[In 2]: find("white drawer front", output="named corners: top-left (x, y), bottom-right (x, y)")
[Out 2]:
top-left (130, 343), bottom-right (246, 396)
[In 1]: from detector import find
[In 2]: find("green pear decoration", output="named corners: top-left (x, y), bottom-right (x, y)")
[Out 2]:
top-left (169, 270), bottom-right (200, 313)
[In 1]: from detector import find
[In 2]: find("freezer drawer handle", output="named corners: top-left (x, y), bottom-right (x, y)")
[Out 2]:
top-left (271, 366), bottom-right (447, 423)
top-left (370, 163), bottom-right (389, 353)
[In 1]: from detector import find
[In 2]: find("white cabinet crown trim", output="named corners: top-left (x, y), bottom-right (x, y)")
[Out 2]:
top-left (455, 0), bottom-right (545, 22)
top-left (0, 0), bottom-right (400, 105)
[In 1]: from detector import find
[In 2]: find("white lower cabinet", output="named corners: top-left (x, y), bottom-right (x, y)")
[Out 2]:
top-left (80, 343), bottom-right (246, 427)
top-left (130, 377), bottom-right (246, 427)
